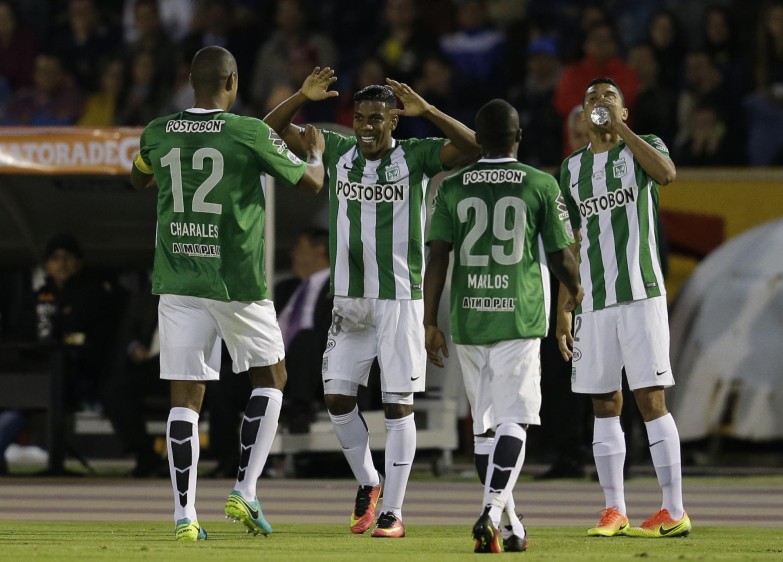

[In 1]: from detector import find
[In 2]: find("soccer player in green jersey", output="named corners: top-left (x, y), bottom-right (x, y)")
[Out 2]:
top-left (130, 46), bottom-right (326, 541)
top-left (557, 77), bottom-right (691, 538)
top-left (265, 67), bottom-right (480, 538)
top-left (424, 99), bottom-right (582, 552)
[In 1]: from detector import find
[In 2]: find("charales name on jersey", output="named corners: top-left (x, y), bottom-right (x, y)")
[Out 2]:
top-left (560, 135), bottom-right (669, 313)
top-left (324, 131), bottom-right (446, 300)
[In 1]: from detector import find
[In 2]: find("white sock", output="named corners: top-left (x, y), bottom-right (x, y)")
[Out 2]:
top-left (329, 407), bottom-right (379, 487)
top-left (645, 413), bottom-right (685, 519)
top-left (383, 413), bottom-right (416, 519)
top-left (483, 423), bottom-right (527, 528)
top-left (593, 416), bottom-right (626, 515)
top-left (233, 388), bottom-right (282, 501)
top-left (167, 407), bottom-right (200, 522)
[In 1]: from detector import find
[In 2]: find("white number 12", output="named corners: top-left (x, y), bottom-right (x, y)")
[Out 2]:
top-left (160, 147), bottom-right (224, 214)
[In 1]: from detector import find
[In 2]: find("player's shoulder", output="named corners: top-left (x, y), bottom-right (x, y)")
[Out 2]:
top-left (562, 145), bottom-right (590, 164)
top-left (637, 133), bottom-right (669, 153)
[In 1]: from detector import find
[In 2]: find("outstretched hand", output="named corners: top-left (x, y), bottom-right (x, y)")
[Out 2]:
top-left (301, 67), bottom-right (339, 102)
top-left (425, 325), bottom-right (449, 368)
top-left (386, 78), bottom-right (432, 117)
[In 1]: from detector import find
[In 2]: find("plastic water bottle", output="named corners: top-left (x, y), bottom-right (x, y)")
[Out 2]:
top-left (590, 106), bottom-right (609, 126)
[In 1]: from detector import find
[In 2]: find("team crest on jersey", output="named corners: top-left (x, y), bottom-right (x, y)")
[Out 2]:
top-left (385, 163), bottom-right (401, 181)
top-left (612, 158), bottom-right (627, 178)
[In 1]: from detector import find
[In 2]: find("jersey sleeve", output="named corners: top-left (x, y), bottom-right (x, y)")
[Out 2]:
top-left (640, 134), bottom-right (670, 157)
top-left (134, 126), bottom-right (154, 176)
top-left (426, 180), bottom-right (454, 244)
top-left (542, 174), bottom-right (574, 252)
top-left (558, 161), bottom-right (581, 230)
top-left (411, 137), bottom-right (448, 177)
top-left (253, 120), bottom-right (308, 187)
top-left (322, 129), bottom-right (353, 167)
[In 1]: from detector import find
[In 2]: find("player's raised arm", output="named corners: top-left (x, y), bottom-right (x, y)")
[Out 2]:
top-left (264, 67), bottom-right (338, 157)
top-left (386, 78), bottom-right (480, 169)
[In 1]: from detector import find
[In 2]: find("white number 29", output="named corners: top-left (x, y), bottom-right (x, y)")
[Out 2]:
top-left (456, 196), bottom-right (527, 266)
top-left (160, 147), bottom-right (224, 214)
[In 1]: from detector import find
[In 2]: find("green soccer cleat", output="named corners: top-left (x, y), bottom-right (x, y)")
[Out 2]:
top-left (587, 507), bottom-right (629, 537)
top-left (175, 517), bottom-right (207, 541)
top-left (472, 507), bottom-right (503, 553)
top-left (224, 490), bottom-right (273, 536)
top-left (625, 509), bottom-right (691, 538)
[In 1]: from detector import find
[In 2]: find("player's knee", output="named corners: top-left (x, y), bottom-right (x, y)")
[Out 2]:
top-left (324, 393), bottom-right (357, 414)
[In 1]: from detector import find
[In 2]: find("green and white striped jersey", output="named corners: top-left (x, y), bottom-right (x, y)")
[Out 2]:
top-left (135, 108), bottom-right (307, 301)
top-left (322, 130), bottom-right (446, 300)
top-left (428, 158), bottom-right (573, 345)
top-left (559, 135), bottom-right (669, 313)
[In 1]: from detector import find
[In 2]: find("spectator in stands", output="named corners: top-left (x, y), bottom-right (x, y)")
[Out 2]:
top-left (276, 228), bottom-right (333, 435)
top-left (555, 21), bottom-right (638, 156)
top-left (701, 4), bottom-right (747, 96)
top-left (48, 0), bottom-right (120, 93)
top-left (117, 50), bottom-right (168, 126)
top-left (676, 50), bottom-right (744, 164)
top-left (123, 0), bottom-right (177, 91)
top-left (439, 0), bottom-right (506, 101)
top-left (33, 235), bottom-right (122, 413)
top-left (367, 0), bottom-right (437, 85)
top-left (397, 52), bottom-right (473, 139)
top-left (744, 0), bottom-right (783, 165)
top-left (674, 103), bottom-right (734, 166)
top-left (0, 0), bottom-right (38, 92)
top-left (511, 35), bottom-right (564, 168)
top-left (627, 42), bottom-right (678, 149)
top-left (645, 8), bottom-right (685, 89)
top-left (122, 0), bottom-right (195, 45)
top-left (77, 57), bottom-right (126, 126)
top-left (1, 52), bottom-right (84, 125)
top-left (250, 0), bottom-right (337, 112)
top-left (560, 3), bottom-right (611, 63)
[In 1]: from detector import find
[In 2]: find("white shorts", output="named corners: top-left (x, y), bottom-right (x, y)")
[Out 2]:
top-left (158, 294), bottom-right (284, 381)
top-left (571, 296), bottom-right (674, 394)
top-left (321, 296), bottom-right (426, 393)
top-left (455, 338), bottom-right (542, 435)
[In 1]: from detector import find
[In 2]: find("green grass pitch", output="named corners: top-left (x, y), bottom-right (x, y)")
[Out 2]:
top-left (2, 523), bottom-right (782, 561)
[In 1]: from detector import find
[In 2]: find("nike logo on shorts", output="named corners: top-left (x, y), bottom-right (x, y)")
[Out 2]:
top-left (656, 370), bottom-right (668, 376)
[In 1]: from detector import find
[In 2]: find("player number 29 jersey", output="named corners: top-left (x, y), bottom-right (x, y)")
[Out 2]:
top-left (135, 109), bottom-right (307, 301)
top-left (428, 158), bottom-right (573, 345)
top-left (559, 135), bottom-right (669, 313)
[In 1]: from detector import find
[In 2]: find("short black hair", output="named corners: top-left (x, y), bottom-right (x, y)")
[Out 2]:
top-left (353, 84), bottom-right (396, 108)
top-left (44, 233), bottom-right (83, 261)
top-left (475, 99), bottom-right (520, 147)
top-left (190, 45), bottom-right (236, 95)
top-left (584, 76), bottom-right (625, 105)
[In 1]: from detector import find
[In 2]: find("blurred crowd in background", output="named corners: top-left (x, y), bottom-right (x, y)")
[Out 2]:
top-left (2, 0), bottom-right (783, 167)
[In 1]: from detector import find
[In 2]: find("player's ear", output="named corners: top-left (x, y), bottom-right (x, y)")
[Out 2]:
top-left (226, 71), bottom-right (237, 92)
top-left (390, 112), bottom-right (399, 131)
top-left (515, 129), bottom-right (522, 142)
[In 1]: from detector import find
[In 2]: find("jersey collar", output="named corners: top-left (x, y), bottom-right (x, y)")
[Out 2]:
top-left (477, 157), bottom-right (517, 163)
top-left (184, 107), bottom-right (224, 114)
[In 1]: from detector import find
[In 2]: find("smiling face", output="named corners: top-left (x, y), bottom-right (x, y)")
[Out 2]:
top-left (353, 100), bottom-right (397, 160)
